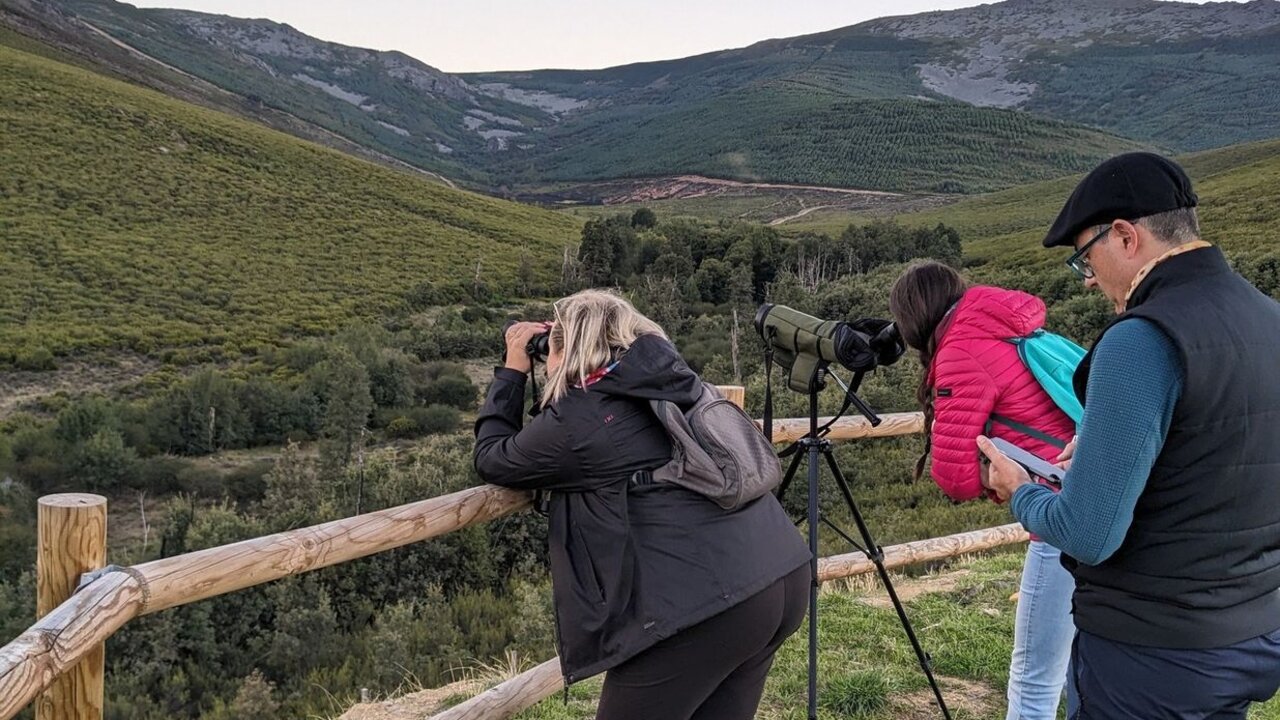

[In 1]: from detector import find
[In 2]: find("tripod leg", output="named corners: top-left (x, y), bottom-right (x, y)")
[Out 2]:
top-left (821, 449), bottom-right (953, 720)
top-left (806, 440), bottom-right (821, 720)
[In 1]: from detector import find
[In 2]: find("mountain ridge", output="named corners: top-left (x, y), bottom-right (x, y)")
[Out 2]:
top-left (5, 0), bottom-right (1278, 194)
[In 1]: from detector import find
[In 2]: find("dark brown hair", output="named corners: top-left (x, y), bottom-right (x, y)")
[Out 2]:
top-left (888, 262), bottom-right (969, 481)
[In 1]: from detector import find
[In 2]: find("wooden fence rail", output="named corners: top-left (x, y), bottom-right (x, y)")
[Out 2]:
top-left (762, 411), bottom-right (924, 444)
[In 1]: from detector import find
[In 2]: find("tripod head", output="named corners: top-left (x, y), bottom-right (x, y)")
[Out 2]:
top-left (810, 363), bottom-right (882, 429)
top-left (766, 358), bottom-right (883, 457)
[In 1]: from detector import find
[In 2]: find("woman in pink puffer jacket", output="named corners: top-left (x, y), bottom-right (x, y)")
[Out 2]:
top-left (889, 262), bottom-right (1077, 720)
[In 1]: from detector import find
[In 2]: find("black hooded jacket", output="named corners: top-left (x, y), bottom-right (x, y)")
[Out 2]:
top-left (474, 334), bottom-right (810, 683)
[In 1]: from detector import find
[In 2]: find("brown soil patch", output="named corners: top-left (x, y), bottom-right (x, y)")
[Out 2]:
top-left (523, 176), bottom-right (962, 224)
top-left (892, 676), bottom-right (1000, 719)
top-left (858, 570), bottom-right (972, 609)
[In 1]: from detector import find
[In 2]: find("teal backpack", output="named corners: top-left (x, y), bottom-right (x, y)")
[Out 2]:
top-left (988, 330), bottom-right (1086, 449)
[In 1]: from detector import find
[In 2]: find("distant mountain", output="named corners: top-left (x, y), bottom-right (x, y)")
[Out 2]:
top-left (6, 0), bottom-right (1278, 194)
top-left (857, 0), bottom-right (1280, 149)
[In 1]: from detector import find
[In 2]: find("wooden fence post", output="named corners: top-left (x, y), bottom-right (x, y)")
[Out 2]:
top-left (717, 385), bottom-right (746, 410)
top-left (36, 494), bottom-right (107, 720)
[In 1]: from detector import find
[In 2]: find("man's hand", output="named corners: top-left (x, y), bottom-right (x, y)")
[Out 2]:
top-left (1056, 435), bottom-right (1078, 471)
top-left (976, 436), bottom-right (1032, 502)
top-left (504, 322), bottom-right (548, 375)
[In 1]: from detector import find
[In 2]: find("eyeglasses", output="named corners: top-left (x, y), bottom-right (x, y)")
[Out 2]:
top-left (1066, 225), bottom-right (1112, 279)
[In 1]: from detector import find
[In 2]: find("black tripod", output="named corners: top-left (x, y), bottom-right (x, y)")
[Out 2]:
top-left (773, 363), bottom-right (952, 720)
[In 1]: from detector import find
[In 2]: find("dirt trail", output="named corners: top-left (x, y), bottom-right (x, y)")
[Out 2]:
top-left (602, 175), bottom-right (903, 205)
top-left (769, 204), bottom-right (838, 225)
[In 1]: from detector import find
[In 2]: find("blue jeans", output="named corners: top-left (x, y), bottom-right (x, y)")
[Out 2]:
top-left (1007, 541), bottom-right (1078, 720)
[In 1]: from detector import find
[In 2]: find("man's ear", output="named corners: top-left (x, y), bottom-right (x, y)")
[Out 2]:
top-left (1113, 219), bottom-right (1143, 259)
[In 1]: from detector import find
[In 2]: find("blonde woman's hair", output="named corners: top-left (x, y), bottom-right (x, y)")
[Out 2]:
top-left (542, 289), bottom-right (667, 406)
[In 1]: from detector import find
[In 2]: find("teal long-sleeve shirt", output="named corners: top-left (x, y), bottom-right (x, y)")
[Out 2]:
top-left (1011, 319), bottom-right (1183, 566)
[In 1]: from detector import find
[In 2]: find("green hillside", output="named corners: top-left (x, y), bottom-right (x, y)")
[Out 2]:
top-left (785, 138), bottom-right (1280, 254)
top-left (1018, 30), bottom-right (1280, 152)
top-left (495, 87), bottom-right (1146, 193)
top-left (887, 138), bottom-right (1280, 273)
top-left (0, 40), bottom-right (579, 366)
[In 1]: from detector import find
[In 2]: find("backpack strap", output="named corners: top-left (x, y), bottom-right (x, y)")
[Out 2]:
top-left (987, 413), bottom-right (1068, 450)
top-left (763, 342), bottom-right (775, 444)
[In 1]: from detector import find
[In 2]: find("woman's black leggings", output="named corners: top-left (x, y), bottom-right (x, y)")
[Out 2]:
top-left (595, 563), bottom-right (810, 720)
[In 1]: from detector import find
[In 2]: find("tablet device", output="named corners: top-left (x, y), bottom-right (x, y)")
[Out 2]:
top-left (984, 437), bottom-right (1065, 487)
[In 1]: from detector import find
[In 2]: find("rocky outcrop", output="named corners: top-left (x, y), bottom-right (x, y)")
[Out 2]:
top-left (864, 0), bottom-right (1280, 107)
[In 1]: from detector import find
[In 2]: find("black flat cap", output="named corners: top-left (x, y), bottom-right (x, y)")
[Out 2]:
top-left (1043, 152), bottom-right (1198, 248)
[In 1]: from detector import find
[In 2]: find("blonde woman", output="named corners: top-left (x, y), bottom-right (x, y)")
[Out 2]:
top-left (474, 289), bottom-right (809, 720)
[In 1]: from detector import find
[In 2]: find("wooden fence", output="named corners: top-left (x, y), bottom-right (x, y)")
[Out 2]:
top-left (0, 387), bottom-right (1028, 720)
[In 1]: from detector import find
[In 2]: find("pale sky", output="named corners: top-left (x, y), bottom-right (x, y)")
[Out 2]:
top-left (124, 0), bottom-right (1240, 73)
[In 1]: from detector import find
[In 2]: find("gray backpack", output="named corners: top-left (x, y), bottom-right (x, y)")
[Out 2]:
top-left (644, 382), bottom-right (782, 510)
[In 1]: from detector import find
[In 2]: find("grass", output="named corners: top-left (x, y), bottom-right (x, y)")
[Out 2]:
top-left (512, 552), bottom-right (1280, 719)
top-left (0, 41), bottom-right (580, 365)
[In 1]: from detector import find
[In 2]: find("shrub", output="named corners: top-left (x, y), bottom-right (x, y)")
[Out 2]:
top-left (367, 351), bottom-right (417, 408)
top-left (72, 429), bottom-right (138, 492)
top-left (13, 456), bottom-right (67, 495)
top-left (53, 396), bottom-right (120, 444)
top-left (412, 405), bottom-right (460, 435)
top-left (238, 379), bottom-right (318, 446)
top-left (176, 465), bottom-right (224, 498)
top-left (149, 370), bottom-right (250, 455)
top-left (405, 281), bottom-right (466, 310)
top-left (14, 346), bottom-right (55, 371)
top-left (631, 207), bottom-right (658, 228)
top-left (226, 462), bottom-right (272, 505)
top-left (419, 375), bottom-right (478, 410)
top-left (385, 416), bottom-right (419, 439)
top-left (135, 455), bottom-right (195, 494)
top-left (423, 361), bottom-right (468, 381)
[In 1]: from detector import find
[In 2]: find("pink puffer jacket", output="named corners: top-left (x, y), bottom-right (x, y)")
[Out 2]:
top-left (927, 286), bottom-right (1076, 502)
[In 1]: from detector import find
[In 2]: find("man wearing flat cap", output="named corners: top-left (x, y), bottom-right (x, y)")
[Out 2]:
top-left (979, 152), bottom-right (1280, 718)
